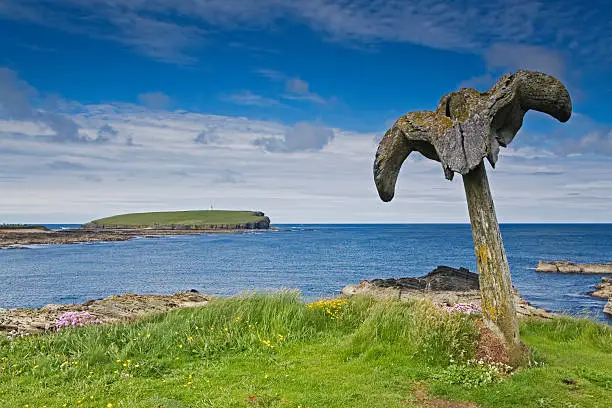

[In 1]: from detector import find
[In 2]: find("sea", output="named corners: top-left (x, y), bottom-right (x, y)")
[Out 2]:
top-left (1, 224), bottom-right (611, 323)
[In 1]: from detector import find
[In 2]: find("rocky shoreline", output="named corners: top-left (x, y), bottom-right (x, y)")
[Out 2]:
top-left (0, 291), bottom-right (212, 335)
top-left (341, 266), bottom-right (555, 319)
top-left (6, 266), bottom-right (608, 338)
top-left (0, 226), bottom-right (271, 249)
top-left (536, 260), bottom-right (612, 274)
top-left (1, 266), bottom-right (557, 338)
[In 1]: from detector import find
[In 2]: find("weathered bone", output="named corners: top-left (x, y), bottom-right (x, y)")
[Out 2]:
top-left (374, 70), bottom-right (572, 366)
top-left (374, 70), bottom-right (571, 202)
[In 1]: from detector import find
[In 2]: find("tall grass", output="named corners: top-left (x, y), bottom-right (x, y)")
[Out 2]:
top-left (1, 293), bottom-right (610, 407)
top-left (0, 294), bottom-right (477, 381)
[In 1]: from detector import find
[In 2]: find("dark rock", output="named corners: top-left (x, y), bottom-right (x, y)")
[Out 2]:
top-left (370, 266), bottom-right (479, 292)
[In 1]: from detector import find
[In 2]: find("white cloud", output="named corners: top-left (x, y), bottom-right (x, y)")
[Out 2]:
top-left (253, 122), bottom-right (335, 152)
top-left (2, 101), bottom-right (612, 224)
top-left (1, 67), bottom-right (611, 224)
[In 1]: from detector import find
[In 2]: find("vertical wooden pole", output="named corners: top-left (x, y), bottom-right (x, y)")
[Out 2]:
top-left (462, 161), bottom-right (523, 365)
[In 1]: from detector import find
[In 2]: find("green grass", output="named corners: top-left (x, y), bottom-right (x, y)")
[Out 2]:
top-left (87, 210), bottom-right (267, 228)
top-left (1, 294), bottom-right (610, 407)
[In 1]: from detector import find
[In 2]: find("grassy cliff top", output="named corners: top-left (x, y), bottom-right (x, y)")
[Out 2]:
top-left (87, 210), bottom-right (267, 227)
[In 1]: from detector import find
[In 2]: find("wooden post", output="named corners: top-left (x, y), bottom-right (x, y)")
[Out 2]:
top-left (462, 161), bottom-right (523, 365)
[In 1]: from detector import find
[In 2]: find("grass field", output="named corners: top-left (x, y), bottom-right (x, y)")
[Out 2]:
top-left (88, 210), bottom-right (267, 227)
top-left (1, 294), bottom-right (610, 407)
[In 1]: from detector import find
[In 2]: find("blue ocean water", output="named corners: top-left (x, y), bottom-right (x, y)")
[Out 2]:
top-left (1, 224), bottom-right (610, 323)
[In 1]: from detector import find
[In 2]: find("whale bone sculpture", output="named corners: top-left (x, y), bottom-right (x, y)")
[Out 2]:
top-left (374, 70), bottom-right (572, 365)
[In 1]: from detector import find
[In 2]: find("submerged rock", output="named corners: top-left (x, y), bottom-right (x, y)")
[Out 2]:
top-left (341, 266), bottom-right (554, 319)
top-left (536, 261), bottom-right (612, 274)
top-left (605, 300), bottom-right (612, 316)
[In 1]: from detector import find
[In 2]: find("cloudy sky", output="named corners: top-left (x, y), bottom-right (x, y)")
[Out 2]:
top-left (0, 0), bottom-right (611, 224)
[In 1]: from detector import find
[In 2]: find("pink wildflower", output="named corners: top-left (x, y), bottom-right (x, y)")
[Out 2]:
top-left (55, 311), bottom-right (100, 331)
top-left (444, 303), bottom-right (482, 315)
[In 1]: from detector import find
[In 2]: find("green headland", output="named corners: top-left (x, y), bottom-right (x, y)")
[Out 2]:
top-left (84, 210), bottom-right (270, 230)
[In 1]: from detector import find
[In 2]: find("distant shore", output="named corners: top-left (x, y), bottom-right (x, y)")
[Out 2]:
top-left (1, 210), bottom-right (272, 248)
top-left (0, 226), bottom-right (273, 249)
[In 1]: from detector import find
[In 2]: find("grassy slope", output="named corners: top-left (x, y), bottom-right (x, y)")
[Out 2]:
top-left (88, 210), bottom-right (266, 227)
top-left (1, 294), bottom-right (610, 407)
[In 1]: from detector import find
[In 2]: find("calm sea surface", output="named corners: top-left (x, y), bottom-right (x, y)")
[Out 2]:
top-left (1, 224), bottom-right (611, 323)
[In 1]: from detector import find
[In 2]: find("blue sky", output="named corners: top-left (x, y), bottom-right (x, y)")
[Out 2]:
top-left (0, 0), bottom-right (611, 223)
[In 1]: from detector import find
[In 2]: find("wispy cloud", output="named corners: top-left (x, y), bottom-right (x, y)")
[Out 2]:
top-left (460, 43), bottom-right (568, 89)
top-left (283, 78), bottom-right (325, 104)
top-left (222, 91), bottom-right (280, 107)
top-left (255, 69), bottom-right (328, 104)
top-left (0, 68), bottom-right (128, 144)
top-left (1, 1), bottom-right (609, 69)
top-left (138, 92), bottom-right (173, 110)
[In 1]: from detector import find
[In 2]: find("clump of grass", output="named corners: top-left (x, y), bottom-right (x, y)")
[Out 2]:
top-left (349, 298), bottom-right (479, 365)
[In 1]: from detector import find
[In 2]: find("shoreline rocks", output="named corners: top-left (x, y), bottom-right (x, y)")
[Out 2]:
top-left (536, 261), bottom-right (612, 274)
top-left (0, 225), bottom-right (271, 249)
top-left (341, 266), bottom-right (555, 319)
top-left (589, 277), bottom-right (612, 299)
top-left (588, 277), bottom-right (612, 317)
top-left (0, 291), bottom-right (211, 336)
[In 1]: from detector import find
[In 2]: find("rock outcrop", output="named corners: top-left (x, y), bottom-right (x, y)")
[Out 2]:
top-left (536, 261), bottom-right (612, 274)
top-left (0, 291), bottom-right (211, 336)
top-left (589, 277), bottom-right (612, 299)
top-left (341, 266), bottom-right (554, 319)
top-left (587, 277), bottom-right (612, 317)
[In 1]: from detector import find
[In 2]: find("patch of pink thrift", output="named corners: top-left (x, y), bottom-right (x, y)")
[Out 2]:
top-left (55, 311), bottom-right (101, 331)
top-left (444, 303), bottom-right (482, 315)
